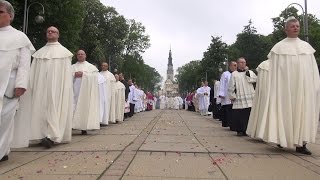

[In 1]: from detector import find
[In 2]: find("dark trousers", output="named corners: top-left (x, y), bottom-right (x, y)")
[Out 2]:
top-left (129, 103), bottom-right (135, 117)
top-left (231, 108), bottom-right (251, 133)
top-left (221, 104), bottom-right (233, 127)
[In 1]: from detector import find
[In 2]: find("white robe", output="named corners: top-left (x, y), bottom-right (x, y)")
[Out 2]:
top-left (100, 70), bottom-right (116, 124)
top-left (198, 86), bottom-right (211, 115)
top-left (0, 26), bottom-right (34, 156)
top-left (246, 60), bottom-right (270, 140)
top-left (159, 95), bottom-right (166, 109)
top-left (72, 61), bottom-right (100, 130)
top-left (174, 97), bottom-right (180, 110)
top-left (98, 74), bottom-right (108, 125)
top-left (262, 38), bottom-right (320, 148)
top-left (219, 71), bottom-right (232, 105)
top-left (114, 81), bottom-right (125, 122)
top-left (17, 42), bottom-right (73, 144)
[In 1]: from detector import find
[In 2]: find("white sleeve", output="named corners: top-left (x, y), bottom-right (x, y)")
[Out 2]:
top-left (15, 47), bottom-right (31, 89)
top-left (218, 73), bottom-right (226, 97)
top-left (228, 74), bottom-right (236, 99)
top-left (246, 70), bottom-right (257, 83)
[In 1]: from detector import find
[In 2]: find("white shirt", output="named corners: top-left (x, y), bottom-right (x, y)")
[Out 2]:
top-left (219, 71), bottom-right (232, 105)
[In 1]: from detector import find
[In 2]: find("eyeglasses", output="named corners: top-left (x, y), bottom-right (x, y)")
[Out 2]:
top-left (47, 30), bottom-right (58, 33)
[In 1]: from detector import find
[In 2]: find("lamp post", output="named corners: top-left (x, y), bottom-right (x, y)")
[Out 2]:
top-left (23, 0), bottom-right (45, 34)
top-left (286, 1), bottom-right (308, 42)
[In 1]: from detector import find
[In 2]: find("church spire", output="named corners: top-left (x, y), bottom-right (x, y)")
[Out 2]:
top-left (168, 47), bottom-right (173, 66)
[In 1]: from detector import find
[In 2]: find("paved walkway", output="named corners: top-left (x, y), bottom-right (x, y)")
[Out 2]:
top-left (1, 110), bottom-right (320, 180)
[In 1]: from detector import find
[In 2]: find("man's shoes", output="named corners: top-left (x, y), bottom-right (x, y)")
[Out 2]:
top-left (41, 137), bottom-right (54, 149)
top-left (277, 144), bottom-right (283, 148)
top-left (0, 155), bottom-right (8, 162)
top-left (81, 130), bottom-right (88, 135)
top-left (237, 132), bottom-right (244, 136)
top-left (296, 146), bottom-right (312, 155)
top-left (100, 124), bottom-right (108, 127)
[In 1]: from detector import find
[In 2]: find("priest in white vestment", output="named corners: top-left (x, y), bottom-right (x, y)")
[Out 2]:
top-left (248, 17), bottom-right (320, 155)
top-left (0, 0), bottom-right (35, 161)
top-left (128, 80), bottom-right (137, 117)
top-left (114, 74), bottom-right (125, 122)
top-left (228, 58), bottom-right (257, 136)
top-left (100, 62), bottom-right (116, 124)
top-left (198, 82), bottom-right (211, 116)
top-left (219, 61), bottom-right (237, 128)
top-left (17, 26), bottom-right (73, 149)
top-left (159, 95), bottom-right (166, 109)
top-left (173, 96), bottom-right (180, 110)
top-left (98, 73), bottom-right (108, 126)
top-left (72, 50), bottom-right (100, 135)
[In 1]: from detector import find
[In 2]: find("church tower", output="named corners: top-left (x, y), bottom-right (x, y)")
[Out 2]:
top-left (166, 49), bottom-right (174, 81)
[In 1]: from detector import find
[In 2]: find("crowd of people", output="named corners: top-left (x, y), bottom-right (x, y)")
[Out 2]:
top-left (158, 95), bottom-right (184, 110)
top-left (1, 0), bottom-right (319, 164)
top-left (0, 1), bottom-right (156, 162)
top-left (184, 17), bottom-right (320, 155)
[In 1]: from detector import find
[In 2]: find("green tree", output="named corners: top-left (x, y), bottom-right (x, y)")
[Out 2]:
top-left (233, 20), bottom-right (273, 69)
top-left (10, 0), bottom-right (85, 51)
top-left (201, 36), bottom-right (228, 81)
top-left (175, 60), bottom-right (203, 93)
top-left (124, 19), bottom-right (151, 55)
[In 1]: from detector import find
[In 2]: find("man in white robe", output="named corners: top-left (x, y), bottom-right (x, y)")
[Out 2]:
top-left (174, 96), bottom-right (180, 110)
top-left (198, 82), bottom-right (211, 116)
top-left (228, 58), bottom-right (257, 136)
top-left (178, 96), bottom-right (184, 110)
top-left (100, 62), bottom-right (116, 124)
top-left (219, 61), bottom-right (237, 128)
top-left (248, 17), bottom-right (320, 155)
top-left (128, 80), bottom-right (137, 117)
top-left (72, 50), bottom-right (100, 135)
top-left (114, 74), bottom-right (125, 122)
top-left (17, 26), bottom-right (73, 149)
top-left (98, 73), bottom-right (108, 126)
top-left (0, 0), bottom-right (35, 161)
top-left (159, 95), bottom-right (166, 109)
top-left (134, 85), bottom-right (142, 113)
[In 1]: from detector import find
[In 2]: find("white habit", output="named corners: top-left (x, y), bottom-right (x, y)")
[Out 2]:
top-left (115, 81), bottom-right (125, 122)
top-left (98, 74), bottom-right (108, 125)
top-left (100, 70), bottom-right (116, 124)
top-left (0, 26), bottom-right (34, 157)
top-left (246, 60), bottom-right (270, 139)
top-left (72, 61), bottom-right (100, 131)
top-left (159, 95), bottom-right (166, 109)
top-left (17, 42), bottom-right (73, 144)
top-left (219, 71), bottom-right (232, 105)
top-left (257, 38), bottom-right (320, 148)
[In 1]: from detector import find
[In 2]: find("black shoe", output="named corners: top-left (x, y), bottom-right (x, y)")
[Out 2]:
top-left (0, 155), bottom-right (8, 162)
top-left (296, 146), bottom-right (312, 155)
top-left (81, 130), bottom-right (87, 135)
top-left (100, 124), bottom-right (108, 127)
top-left (237, 132), bottom-right (244, 136)
top-left (41, 137), bottom-right (54, 149)
top-left (277, 144), bottom-right (283, 148)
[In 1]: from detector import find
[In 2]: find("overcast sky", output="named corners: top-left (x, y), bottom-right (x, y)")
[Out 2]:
top-left (101, 0), bottom-right (320, 80)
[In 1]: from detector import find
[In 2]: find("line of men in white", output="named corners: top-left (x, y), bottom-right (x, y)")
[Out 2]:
top-left (204, 16), bottom-right (319, 155)
top-left (158, 95), bottom-right (184, 110)
top-left (0, 1), bottom-right (155, 162)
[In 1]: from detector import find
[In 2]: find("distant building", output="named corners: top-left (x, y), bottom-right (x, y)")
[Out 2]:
top-left (163, 48), bottom-right (179, 97)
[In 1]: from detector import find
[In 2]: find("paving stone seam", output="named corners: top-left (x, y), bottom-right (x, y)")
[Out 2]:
top-left (178, 111), bottom-right (229, 180)
top-left (0, 152), bottom-right (54, 175)
top-left (98, 111), bottom-right (162, 179)
top-left (283, 155), bottom-right (320, 175)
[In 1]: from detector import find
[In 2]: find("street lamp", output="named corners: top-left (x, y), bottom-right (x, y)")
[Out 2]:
top-left (286, 1), bottom-right (308, 42)
top-left (23, 0), bottom-right (45, 34)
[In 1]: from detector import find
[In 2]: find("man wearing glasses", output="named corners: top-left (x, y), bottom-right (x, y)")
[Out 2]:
top-left (17, 26), bottom-right (74, 149)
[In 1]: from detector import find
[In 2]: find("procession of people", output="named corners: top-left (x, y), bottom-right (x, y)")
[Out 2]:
top-left (1, 0), bottom-right (320, 165)
top-left (0, 0), bottom-right (157, 162)
top-left (184, 16), bottom-right (320, 155)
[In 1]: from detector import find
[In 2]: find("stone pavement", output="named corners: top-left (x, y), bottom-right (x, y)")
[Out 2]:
top-left (1, 110), bottom-right (320, 180)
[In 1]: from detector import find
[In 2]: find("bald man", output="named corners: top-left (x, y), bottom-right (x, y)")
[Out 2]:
top-left (16, 26), bottom-right (74, 148)
top-left (72, 50), bottom-right (100, 135)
